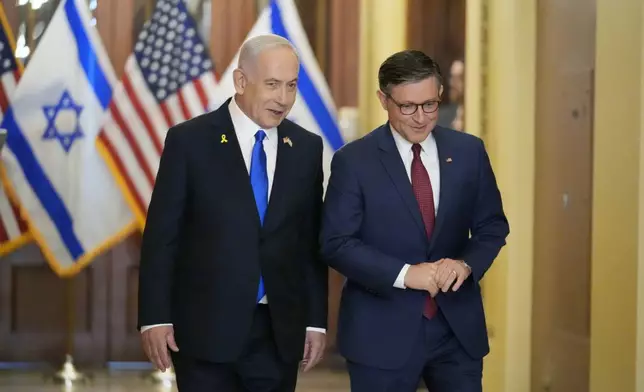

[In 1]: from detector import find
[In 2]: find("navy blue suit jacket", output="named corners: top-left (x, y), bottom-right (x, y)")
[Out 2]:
top-left (320, 124), bottom-right (509, 369)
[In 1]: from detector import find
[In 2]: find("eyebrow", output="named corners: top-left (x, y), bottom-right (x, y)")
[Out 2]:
top-left (264, 78), bottom-right (299, 84)
top-left (399, 98), bottom-right (440, 104)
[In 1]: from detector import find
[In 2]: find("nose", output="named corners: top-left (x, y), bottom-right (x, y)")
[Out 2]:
top-left (275, 86), bottom-right (287, 106)
top-left (412, 106), bottom-right (425, 123)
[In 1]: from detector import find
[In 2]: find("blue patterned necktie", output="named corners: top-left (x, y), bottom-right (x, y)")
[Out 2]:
top-left (250, 130), bottom-right (268, 302)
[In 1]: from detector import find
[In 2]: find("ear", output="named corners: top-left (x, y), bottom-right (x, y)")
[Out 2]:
top-left (233, 68), bottom-right (246, 94)
top-left (439, 84), bottom-right (444, 98)
top-left (376, 90), bottom-right (388, 110)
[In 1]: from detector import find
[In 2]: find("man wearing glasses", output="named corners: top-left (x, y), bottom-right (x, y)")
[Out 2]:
top-left (320, 50), bottom-right (509, 391)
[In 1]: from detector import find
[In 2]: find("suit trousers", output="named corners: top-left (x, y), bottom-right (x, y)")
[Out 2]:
top-left (172, 305), bottom-right (299, 392)
top-left (347, 311), bottom-right (483, 392)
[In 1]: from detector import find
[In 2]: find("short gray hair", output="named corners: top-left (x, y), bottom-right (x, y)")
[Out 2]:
top-left (238, 34), bottom-right (299, 71)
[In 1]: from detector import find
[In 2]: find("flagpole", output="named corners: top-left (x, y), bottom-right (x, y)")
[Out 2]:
top-left (52, 276), bottom-right (87, 387)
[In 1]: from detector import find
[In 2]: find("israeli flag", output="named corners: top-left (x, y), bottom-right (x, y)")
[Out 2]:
top-left (212, 0), bottom-right (344, 181)
top-left (1, 0), bottom-right (136, 276)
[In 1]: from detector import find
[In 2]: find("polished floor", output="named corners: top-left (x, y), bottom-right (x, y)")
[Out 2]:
top-left (0, 367), bottom-right (351, 391)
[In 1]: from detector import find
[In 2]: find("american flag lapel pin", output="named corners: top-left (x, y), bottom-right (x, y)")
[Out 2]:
top-left (283, 136), bottom-right (293, 147)
top-left (446, 157), bottom-right (453, 163)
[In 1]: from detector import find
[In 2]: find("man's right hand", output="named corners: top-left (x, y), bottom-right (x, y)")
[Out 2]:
top-left (403, 261), bottom-right (442, 296)
top-left (141, 325), bottom-right (179, 371)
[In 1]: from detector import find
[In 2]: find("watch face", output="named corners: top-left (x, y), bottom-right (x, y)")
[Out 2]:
top-left (0, 129), bottom-right (6, 151)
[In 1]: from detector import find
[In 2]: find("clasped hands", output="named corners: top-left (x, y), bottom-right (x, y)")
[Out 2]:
top-left (403, 258), bottom-right (471, 297)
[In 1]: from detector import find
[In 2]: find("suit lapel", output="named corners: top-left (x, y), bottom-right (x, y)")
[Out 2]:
top-left (428, 127), bottom-right (456, 253)
top-left (377, 125), bottom-right (427, 240)
top-left (209, 102), bottom-right (261, 228)
top-left (262, 124), bottom-right (297, 235)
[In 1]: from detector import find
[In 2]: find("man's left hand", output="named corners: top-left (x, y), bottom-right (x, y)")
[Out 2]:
top-left (435, 258), bottom-right (471, 292)
top-left (301, 331), bottom-right (326, 372)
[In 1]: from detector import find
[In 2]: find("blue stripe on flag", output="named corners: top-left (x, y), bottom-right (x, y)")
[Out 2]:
top-left (270, 0), bottom-right (344, 151)
top-left (64, 0), bottom-right (112, 109)
top-left (4, 108), bottom-right (85, 260)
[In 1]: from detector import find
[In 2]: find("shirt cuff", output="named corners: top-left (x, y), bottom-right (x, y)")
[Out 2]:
top-left (306, 327), bottom-right (326, 334)
top-left (140, 323), bottom-right (173, 333)
top-left (143, 325), bottom-right (325, 334)
top-left (394, 264), bottom-right (410, 289)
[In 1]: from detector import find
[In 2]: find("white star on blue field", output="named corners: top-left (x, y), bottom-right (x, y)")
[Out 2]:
top-left (42, 90), bottom-right (84, 153)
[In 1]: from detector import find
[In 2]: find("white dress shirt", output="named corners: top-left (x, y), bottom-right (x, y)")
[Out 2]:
top-left (142, 97), bottom-right (325, 334)
top-left (390, 126), bottom-right (441, 289)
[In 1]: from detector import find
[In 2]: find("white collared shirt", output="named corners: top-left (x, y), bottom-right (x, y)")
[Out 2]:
top-left (228, 97), bottom-right (278, 199)
top-left (390, 126), bottom-right (441, 210)
top-left (141, 97), bottom-right (325, 334)
top-left (390, 126), bottom-right (441, 289)
top-left (228, 97), bottom-right (273, 305)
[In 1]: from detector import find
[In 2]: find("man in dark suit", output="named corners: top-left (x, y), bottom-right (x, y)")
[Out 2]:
top-left (137, 34), bottom-right (328, 392)
top-left (320, 50), bottom-right (509, 391)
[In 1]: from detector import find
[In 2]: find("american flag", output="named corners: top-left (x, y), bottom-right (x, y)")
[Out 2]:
top-left (0, 5), bottom-right (30, 256)
top-left (97, 0), bottom-right (218, 227)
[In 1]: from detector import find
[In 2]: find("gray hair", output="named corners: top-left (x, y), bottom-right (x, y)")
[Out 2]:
top-left (237, 34), bottom-right (299, 72)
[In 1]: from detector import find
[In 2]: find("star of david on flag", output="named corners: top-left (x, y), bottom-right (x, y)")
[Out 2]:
top-left (42, 90), bottom-right (84, 153)
top-left (0, 0), bottom-right (136, 276)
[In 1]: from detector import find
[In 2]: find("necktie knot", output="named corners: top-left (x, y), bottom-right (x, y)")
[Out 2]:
top-left (412, 143), bottom-right (422, 157)
top-left (255, 130), bottom-right (266, 143)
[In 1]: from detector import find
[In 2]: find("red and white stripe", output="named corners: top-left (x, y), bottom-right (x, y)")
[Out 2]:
top-left (98, 56), bottom-right (218, 222)
top-left (0, 68), bottom-right (28, 251)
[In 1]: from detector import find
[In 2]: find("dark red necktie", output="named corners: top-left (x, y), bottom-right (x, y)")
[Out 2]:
top-left (411, 144), bottom-right (437, 319)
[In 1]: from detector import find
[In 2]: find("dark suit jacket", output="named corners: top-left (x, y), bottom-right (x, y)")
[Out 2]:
top-left (320, 124), bottom-right (509, 369)
top-left (137, 98), bottom-right (328, 364)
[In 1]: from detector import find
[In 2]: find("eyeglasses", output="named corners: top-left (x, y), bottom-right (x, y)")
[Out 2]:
top-left (385, 93), bottom-right (441, 115)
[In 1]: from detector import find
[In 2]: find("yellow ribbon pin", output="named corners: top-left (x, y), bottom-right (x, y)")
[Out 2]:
top-left (221, 134), bottom-right (228, 144)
